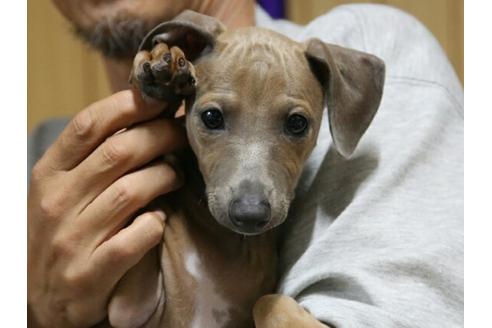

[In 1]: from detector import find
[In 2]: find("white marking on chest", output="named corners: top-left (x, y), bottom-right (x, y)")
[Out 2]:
top-left (185, 250), bottom-right (231, 328)
top-left (185, 252), bottom-right (201, 279)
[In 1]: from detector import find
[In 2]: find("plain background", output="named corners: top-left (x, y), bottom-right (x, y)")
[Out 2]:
top-left (27, 0), bottom-right (463, 131)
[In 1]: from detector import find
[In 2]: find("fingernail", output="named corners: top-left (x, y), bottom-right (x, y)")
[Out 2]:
top-left (142, 94), bottom-right (165, 108)
top-left (154, 210), bottom-right (166, 222)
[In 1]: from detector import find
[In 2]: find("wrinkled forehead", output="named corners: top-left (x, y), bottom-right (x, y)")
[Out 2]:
top-left (195, 28), bottom-right (323, 109)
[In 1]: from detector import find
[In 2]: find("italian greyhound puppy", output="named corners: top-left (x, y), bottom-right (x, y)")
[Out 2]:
top-left (107, 10), bottom-right (385, 328)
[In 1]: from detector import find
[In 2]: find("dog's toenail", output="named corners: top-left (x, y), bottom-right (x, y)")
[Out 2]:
top-left (143, 62), bottom-right (151, 73)
top-left (163, 53), bottom-right (172, 63)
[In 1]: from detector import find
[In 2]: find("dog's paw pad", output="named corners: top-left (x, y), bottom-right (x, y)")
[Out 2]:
top-left (130, 43), bottom-right (197, 102)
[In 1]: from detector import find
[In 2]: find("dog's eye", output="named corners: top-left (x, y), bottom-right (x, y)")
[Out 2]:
top-left (201, 108), bottom-right (224, 130)
top-left (285, 114), bottom-right (308, 136)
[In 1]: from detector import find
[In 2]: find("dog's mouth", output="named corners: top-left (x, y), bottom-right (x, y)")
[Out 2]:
top-left (221, 218), bottom-right (280, 236)
top-left (227, 221), bottom-right (271, 236)
top-left (233, 219), bottom-right (280, 236)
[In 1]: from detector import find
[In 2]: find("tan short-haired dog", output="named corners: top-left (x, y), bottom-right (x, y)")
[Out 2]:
top-left (107, 10), bottom-right (384, 328)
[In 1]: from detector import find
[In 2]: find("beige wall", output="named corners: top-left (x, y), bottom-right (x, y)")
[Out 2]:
top-left (287, 0), bottom-right (463, 82)
top-left (28, 0), bottom-right (463, 132)
top-left (28, 0), bottom-right (111, 131)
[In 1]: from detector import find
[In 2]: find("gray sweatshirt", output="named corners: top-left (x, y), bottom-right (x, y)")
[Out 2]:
top-left (28, 4), bottom-right (463, 327)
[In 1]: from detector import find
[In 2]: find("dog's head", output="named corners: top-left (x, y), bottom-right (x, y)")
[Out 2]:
top-left (141, 11), bottom-right (385, 235)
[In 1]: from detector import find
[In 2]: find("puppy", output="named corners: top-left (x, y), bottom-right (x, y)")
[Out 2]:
top-left (107, 10), bottom-right (384, 328)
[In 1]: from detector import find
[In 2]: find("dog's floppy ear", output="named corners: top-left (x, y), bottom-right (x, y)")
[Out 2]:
top-left (305, 38), bottom-right (385, 158)
top-left (139, 10), bottom-right (226, 61)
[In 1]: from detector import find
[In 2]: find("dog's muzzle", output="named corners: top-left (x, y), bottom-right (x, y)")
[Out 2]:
top-left (228, 180), bottom-right (271, 234)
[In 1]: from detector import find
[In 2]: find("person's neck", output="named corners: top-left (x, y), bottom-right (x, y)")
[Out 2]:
top-left (104, 0), bottom-right (255, 92)
top-left (196, 0), bottom-right (255, 30)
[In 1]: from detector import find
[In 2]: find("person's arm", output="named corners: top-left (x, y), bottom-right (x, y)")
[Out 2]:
top-left (28, 89), bottom-right (185, 327)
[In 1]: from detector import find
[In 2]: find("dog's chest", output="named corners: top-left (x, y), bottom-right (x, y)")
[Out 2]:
top-left (154, 207), bottom-right (277, 328)
top-left (183, 248), bottom-right (234, 327)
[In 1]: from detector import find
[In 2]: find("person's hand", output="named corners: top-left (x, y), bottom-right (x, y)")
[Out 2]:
top-left (28, 89), bottom-right (185, 327)
top-left (253, 294), bottom-right (332, 328)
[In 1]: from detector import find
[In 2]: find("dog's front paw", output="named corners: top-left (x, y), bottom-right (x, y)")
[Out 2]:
top-left (130, 43), bottom-right (197, 104)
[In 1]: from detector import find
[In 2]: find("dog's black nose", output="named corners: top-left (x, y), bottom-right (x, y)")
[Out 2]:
top-left (229, 195), bottom-right (271, 232)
